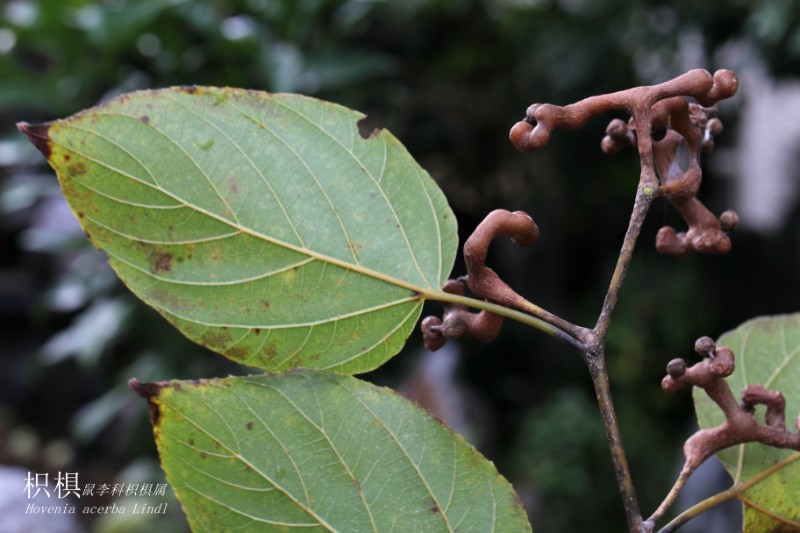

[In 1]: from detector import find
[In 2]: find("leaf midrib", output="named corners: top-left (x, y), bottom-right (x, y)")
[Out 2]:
top-left (97, 91), bottom-right (443, 289)
top-left (52, 125), bottom-right (557, 338)
top-left (50, 124), bottom-right (437, 299)
top-left (261, 95), bottom-right (440, 288)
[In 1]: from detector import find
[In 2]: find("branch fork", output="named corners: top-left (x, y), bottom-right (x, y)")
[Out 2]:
top-left (425, 69), bottom-right (764, 533)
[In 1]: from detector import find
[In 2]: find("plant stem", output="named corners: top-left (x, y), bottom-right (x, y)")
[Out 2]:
top-left (586, 349), bottom-right (644, 532)
top-left (426, 289), bottom-right (587, 351)
top-left (595, 186), bottom-right (656, 339)
top-left (658, 452), bottom-right (800, 533)
top-left (646, 469), bottom-right (691, 528)
top-left (518, 299), bottom-right (593, 344)
top-left (587, 185), bottom-right (656, 532)
top-left (657, 452), bottom-right (800, 532)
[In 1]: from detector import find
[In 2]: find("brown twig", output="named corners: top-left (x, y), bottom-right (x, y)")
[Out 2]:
top-left (511, 69), bottom-right (736, 186)
top-left (645, 337), bottom-right (800, 530)
top-left (603, 97), bottom-right (740, 256)
top-left (511, 68), bottom-right (740, 257)
top-left (585, 347), bottom-right (644, 532)
top-left (462, 209), bottom-right (591, 343)
top-left (463, 209), bottom-right (540, 308)
top-left (508, 69), bottom-right (741, 533)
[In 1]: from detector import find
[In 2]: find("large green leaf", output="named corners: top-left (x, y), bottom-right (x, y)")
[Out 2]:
top-left (693, 314), bottom-right (800, 532)
top-left (131, 370), bottom-right (532, 532)
top-left (21, 88), bottom-right (457, 373)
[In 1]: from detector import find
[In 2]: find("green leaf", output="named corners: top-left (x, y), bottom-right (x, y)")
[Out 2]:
top-left (20, 88), bottom-right (457, 373)
top-left (693, 313), bottom-right (800, 532)
top-left (131, 370), bottom-right (532, 532)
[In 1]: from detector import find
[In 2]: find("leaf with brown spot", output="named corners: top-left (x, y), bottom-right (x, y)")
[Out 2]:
top-left (22, 87), bottom-right (458, 374)
top-left (137, 370), bottom-right (531, 532)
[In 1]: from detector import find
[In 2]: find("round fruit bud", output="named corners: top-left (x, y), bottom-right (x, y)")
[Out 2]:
top-left (719, 210), bottom-right (740, 232)
top-left (666, 358), bottom-right (687, 379)
top-left (694, 336), bottom-right (716, 357)
top-left (509, 121), bottom-right (534, 153)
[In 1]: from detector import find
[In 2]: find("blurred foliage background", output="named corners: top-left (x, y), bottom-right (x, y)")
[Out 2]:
top-left (0, 0), bottom-right (798, 532)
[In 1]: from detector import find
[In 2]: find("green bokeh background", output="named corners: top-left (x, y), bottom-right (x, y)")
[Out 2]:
top-left (1, 1), bottom-right (798, 532)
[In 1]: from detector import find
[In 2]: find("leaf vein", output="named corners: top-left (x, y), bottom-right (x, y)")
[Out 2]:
top-left (764, 319), bottom-right (800, 388)
top-left (65, 120), bottom-right (241, 225)
top-left (222, 384), bottom-right (313, 506)
top-left (47, 136), bottom-right (434, 295)
top-left (156, 97), bottom-right (307, 248)
top-left (250, 377), bottom-right (378, 532)
top-left (321, 302), bottom-right (420, 371)
top-left (158, 388), bottom-right (336, 530)
top-left (269, 97), bottom-right (434, 287)
top-left (159, 296), bottom-right (418, 329)
top-left (340, 381), bottom-right (455, 533)
top-left (229, 101), bottom-right (360, 265)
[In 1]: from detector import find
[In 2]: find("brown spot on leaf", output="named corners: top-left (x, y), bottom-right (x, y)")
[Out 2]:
top-left (153, 251), bottom-right (172, 273)
top-left (263, 341), bottom-right (279, 358)
top-left (260, 300), bottom-right (271, 310)
top-left (63, 154), bottom-right (71, 162)
top-left (246, 422), bottom-right (254, 431)
top-left (225, 346), bottom-right (248, 361)
top-left (67, 163), bottom-right (87, 175)
top-left (17, 121), bottom-right (53, 159)
top-left (253, 328), bottom-right (262, 336)
top-left (140, 115), bottom-right (150, 124)
top-left (198, 327), bottom-right (235, 349)
top-left (181, 85), bottom-right (199, 94)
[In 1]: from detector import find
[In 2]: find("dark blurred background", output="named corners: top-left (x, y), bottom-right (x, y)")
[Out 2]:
top-left (0, 1), bottom-right (798, 532)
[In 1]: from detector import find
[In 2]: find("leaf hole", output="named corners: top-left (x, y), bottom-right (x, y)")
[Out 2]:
top-left (357, 116), bottom-right (383, 140)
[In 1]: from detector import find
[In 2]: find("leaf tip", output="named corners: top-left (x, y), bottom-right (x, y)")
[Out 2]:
top-left (129, 378), bottom-right (167, 426)
top-left (17, 121), bottom-right (53, 159)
